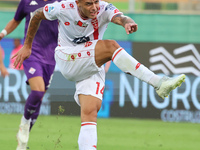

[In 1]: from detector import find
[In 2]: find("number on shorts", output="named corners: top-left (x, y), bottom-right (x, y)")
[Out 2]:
top-left (96, 82), bottom-right (104, 95)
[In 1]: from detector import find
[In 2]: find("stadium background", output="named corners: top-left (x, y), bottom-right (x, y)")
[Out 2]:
top-left (0, 0), bottom-right (200, 122)
top-left (0, 1), bottom-right (200, 150)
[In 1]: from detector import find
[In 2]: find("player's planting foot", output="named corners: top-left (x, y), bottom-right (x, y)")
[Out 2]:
top-left (16, 117), bottom-right (31, 150)
top-left (156, 74), bottom-right (186, 99)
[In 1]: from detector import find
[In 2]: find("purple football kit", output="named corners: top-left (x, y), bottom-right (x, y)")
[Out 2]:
top-left (14, 0), bottom-right (61, 88)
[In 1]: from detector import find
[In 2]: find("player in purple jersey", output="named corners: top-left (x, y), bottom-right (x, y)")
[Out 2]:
top-left (0, 0), bottom-right (62, 149)
top-left (13, 0), bottom-right (186, 149)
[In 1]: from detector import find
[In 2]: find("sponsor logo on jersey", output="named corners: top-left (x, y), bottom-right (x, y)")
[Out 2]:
top-left (30, 0), bottom-right (38, 5)
top-left (105, 3), bottom-right (116, 11)
top-left (73, 36), bottom-right (90, 44)
top-left (44, 5), bottom-right (54, 13)
top-left (85, 41), bottom-right (93, 47)
top-left (114, 9), bottom-right (119, 13)
top-left (45, 6), bottom-right (48, 12)
top-left (135, 63), bottom-right (141, 70)
top-left (74, 20), bottom-right (88, 27)
top-left (48, 6), bottom-right (55, 13)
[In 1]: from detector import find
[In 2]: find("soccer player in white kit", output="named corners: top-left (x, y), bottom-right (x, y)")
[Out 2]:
top-left (13, 0), bottom-right (186, 149)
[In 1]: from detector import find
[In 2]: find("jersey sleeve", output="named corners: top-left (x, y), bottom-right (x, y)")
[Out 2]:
top-left (43, 2), bottom-right (61, 21)
top-left (104, 3), bottom-right (123, 22)
top-left (14, 0), bottom-right (26, 21)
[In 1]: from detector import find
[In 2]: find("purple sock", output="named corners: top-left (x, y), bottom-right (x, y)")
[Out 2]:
top-left (30, 101), bottom-right (42, 130)
top-left (24, 91), bottom-right (45, 121)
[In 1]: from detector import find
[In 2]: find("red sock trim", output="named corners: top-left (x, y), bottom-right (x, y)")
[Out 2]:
top-left (81, 123), bottom-right (96, 126)
top-left (112, 48), bottom-right (123, 62)
top-left (93, 145), bottom-right (97, 148)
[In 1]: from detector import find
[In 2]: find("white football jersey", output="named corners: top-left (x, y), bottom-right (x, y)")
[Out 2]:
top-left (43, 0), bottom-right (122, 47)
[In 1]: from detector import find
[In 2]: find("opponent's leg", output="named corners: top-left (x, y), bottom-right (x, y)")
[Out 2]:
top-left (17, 77), bottom-right (45, 150)
top-left (28, 77), bottom-right (46, 130)
top-left (29, 101), bottom-right (42, 130)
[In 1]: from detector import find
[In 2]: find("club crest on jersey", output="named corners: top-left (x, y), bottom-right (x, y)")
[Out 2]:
top-left (74, 20), bottom-right (88, 27)
top-left (28, 67), bottom-right (36, 74)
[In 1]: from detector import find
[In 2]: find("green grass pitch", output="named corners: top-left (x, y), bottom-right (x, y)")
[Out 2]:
top-left (0, 114), bottom-right (199, 150)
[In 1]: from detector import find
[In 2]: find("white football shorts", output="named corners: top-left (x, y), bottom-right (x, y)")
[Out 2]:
top-left (55, 40), bottom-right (105, 105)
top-left (74, 68), bottom-right (105, 105)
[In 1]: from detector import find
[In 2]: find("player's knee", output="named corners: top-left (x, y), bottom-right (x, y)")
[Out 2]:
top-left (30, 90), bottom-right (45, 101)
top-left (103, 40), bottom-right (120, 52)
top-left (82, 107), bottom-right (98, 120)
top-left (83, 108), bottom-right (97, 117)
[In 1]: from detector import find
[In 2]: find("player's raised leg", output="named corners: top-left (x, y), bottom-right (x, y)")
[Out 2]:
top-left (95, 40), bottom-right (186, 99)
top-left (155, 74), bottom-right (186, 99)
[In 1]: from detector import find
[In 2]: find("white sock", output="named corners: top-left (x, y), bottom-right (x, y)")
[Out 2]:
top-left (21, 116), bottom-right (31, 124)
top-left (78, 122), bottom-right (97, 150)
top-left (112, 48), bottom-right (161, 88)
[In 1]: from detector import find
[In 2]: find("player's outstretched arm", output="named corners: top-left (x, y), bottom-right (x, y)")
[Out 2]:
top-left (0, 19), bottom-right (21, 41)
top-left (12, 7), bottom-right (47, 69)
top-left (111, 14), bottom-right (138, 35)
top-left (0, 47), bottom-right (9, 77)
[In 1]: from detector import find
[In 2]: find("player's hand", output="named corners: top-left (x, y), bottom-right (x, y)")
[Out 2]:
top-left (12, 46), bottom-right (31, 69)
top-left (0, 65), bottom-right (9, 78)
top-left (124, 23), bottom-right (138, 34)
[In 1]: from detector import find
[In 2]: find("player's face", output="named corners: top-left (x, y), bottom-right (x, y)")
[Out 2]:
top-left (76, 0), bottom-right (99, 19)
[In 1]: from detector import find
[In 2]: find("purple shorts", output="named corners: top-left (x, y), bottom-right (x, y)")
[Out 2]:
top-left (23, 59), bottom-right (55, 90)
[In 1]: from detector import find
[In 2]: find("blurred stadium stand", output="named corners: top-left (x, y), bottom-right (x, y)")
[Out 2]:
top-left (0, 0), bottom-right (19, 11)
top-left (108, 0), bottom-right (200, 14)
top-left (1, 0), bottom-right (200, 14)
